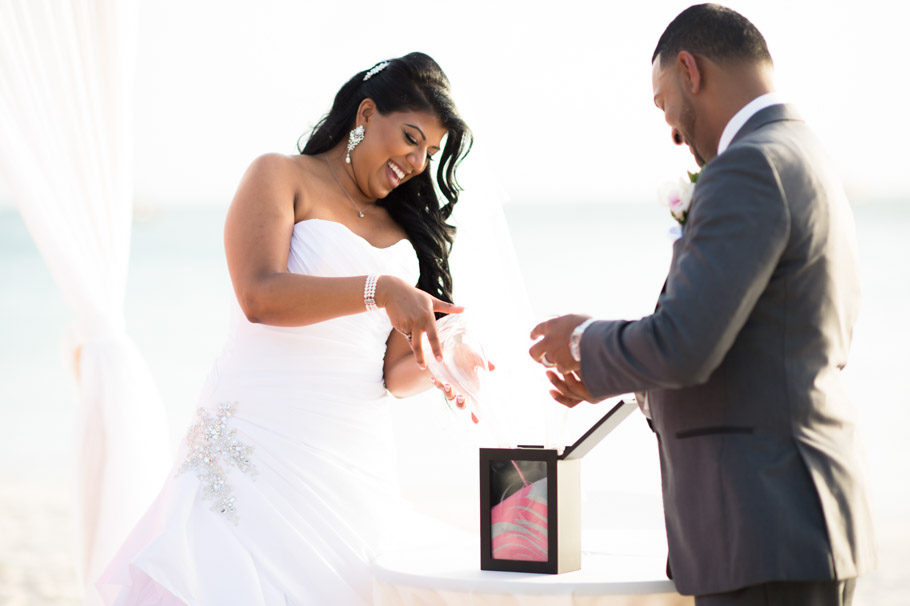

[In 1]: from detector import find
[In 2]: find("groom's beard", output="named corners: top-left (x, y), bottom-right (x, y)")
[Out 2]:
top-left (680, 96), bottom-right (706, 167)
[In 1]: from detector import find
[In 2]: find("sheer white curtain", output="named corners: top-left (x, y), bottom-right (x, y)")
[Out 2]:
top-left (0, 0), bottom-right (169, 602)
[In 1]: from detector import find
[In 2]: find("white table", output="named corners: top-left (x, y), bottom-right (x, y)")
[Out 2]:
top-left (372, 529), bottom-right (694, 606)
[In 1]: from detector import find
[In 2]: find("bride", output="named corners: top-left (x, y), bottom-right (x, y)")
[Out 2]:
top-left (97, 52), bottom-right (473, 605)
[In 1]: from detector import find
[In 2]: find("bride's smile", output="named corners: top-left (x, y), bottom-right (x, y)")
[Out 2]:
top-left (388, 160), bottom-right (406, 186)
top-left (346, 104), bottom-right (446, 200)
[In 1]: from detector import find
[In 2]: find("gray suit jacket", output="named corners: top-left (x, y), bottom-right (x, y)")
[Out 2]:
top-left (579, 105), bottom-right (876, 596)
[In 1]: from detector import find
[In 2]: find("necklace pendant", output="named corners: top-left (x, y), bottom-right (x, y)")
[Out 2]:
top-left (358, 212), bottom-right (364, 218)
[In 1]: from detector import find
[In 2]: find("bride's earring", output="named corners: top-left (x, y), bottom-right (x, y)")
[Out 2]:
top-left (346, 125), bottom-right (365, 164)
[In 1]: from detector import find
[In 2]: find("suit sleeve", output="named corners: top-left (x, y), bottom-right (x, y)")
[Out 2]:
top-left (580, 144), bottom-right (790, 399)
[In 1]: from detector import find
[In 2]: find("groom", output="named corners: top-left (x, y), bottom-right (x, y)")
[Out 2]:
top-left (529, 4), bottom-right (875, 605)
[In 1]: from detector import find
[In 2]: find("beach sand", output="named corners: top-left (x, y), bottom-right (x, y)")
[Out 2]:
top-left (0, 481), bottom-right (80, 606)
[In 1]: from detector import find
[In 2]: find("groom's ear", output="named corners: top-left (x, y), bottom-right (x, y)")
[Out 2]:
top-left (676, 51), bottom-right (702, 95)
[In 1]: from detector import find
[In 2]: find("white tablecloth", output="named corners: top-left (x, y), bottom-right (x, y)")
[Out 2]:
top-left (372, 529), bottom-right (694, 606)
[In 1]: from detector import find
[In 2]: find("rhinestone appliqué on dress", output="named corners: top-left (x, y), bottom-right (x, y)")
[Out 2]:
top-left (177, 401), bottom-right (257, 524)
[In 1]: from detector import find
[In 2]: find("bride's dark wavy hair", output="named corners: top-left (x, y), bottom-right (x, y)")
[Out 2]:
top-left (299, 52), bottom-right (472, 304)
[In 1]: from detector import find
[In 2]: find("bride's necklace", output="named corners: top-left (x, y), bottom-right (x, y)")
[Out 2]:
top-left (325, 156), bottom-right (376, 218)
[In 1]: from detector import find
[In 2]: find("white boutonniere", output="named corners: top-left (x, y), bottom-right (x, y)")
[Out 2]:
top-left (659, 170), bottom-right (700, 226)
top-left (659, 170), bottom-right (700, 240)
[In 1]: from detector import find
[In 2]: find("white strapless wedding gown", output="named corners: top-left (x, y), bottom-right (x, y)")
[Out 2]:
top-left (97, 219), bottom-right (421, 605)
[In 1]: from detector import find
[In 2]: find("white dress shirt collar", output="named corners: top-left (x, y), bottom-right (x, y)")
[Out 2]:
top-left (716, 92), bottom-right (785, 156)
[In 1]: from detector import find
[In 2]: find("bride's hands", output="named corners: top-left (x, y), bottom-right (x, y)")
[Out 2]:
top-left (431, 360), bottom-right (495, 424)
top-left (374, 275), bottom-right (464, 369)
top-left (434, 378), bottom-right (467, 410)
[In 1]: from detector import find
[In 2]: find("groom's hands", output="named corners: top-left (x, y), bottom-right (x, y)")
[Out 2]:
top-left (544, 369), bottom-right (600, 408)
top-left (530, 314), bottom-right (603, 408)
top-left (529, 314), bottom-right (589, 374)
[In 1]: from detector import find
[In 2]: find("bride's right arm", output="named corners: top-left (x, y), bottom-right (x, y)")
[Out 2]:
top-left (223, 154), bottom-right (459, 365)
top-left (224, 154), bottom-right (368, 327)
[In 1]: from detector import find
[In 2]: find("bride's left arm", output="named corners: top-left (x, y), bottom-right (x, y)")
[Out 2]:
top-left (383, 330), bottom-right (434, 398)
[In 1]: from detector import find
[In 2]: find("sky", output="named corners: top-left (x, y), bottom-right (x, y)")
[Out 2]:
top-left (0, 0), bottom-right (906, 208)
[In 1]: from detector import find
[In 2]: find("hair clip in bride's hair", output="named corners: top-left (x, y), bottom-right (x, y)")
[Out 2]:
top-left (363, 61), bottom-right (390, 81)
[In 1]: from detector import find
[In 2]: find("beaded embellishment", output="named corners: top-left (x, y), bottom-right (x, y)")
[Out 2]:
top-left (363, 61), bottom-right (390, 81)
top-left (177, 401), bottom-right (257, 524)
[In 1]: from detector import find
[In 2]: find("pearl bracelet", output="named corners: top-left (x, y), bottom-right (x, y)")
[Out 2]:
top-left (364, 273), bottom-right (380, 312)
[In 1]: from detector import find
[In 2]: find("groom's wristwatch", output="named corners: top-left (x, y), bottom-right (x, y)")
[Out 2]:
top-left (570, 318), bottom-right (596, 363)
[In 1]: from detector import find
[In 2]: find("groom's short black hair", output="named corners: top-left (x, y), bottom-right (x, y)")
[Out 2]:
top-left (652, 4), bottom-right (773, 67)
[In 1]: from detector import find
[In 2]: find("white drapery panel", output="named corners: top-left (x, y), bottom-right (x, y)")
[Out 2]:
top-left (0, 1), bottom-right (169, 602)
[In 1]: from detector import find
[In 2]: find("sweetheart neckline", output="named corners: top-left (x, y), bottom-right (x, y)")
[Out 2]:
top-left (292, 218), bottom-right (411, 252)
